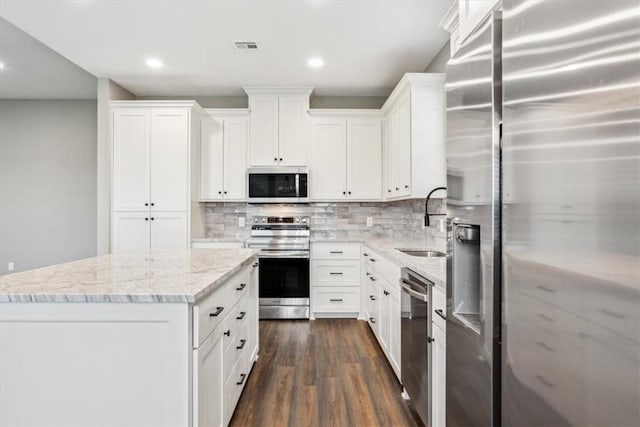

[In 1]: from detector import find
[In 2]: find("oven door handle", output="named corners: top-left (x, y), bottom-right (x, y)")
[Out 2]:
top-left (259, 250), bottom-right (310, 259)
top-left (400, 279), bottom-right (428, 302)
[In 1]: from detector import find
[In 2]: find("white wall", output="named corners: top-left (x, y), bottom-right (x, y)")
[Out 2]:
top-left (0, 100), bottom-right (98, 273)
top-left (96, 79), bottom-right (135, 255)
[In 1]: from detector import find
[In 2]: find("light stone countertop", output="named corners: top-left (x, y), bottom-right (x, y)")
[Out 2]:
top-left (311, 236), bottom-right (447, 289)
top-left (0, 249), bottom-right (259, 304)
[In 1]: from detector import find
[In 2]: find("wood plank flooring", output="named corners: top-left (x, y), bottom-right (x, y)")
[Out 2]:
top-left (230, 319), bottom-right (422, 427)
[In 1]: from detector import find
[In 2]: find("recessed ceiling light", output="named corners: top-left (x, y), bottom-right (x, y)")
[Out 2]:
top-left (0, 62), bottom-right (5, 70)
top-left (145, 58), bottom-right (163, 69)
top-left (308, 57), bottom-right (324, 68)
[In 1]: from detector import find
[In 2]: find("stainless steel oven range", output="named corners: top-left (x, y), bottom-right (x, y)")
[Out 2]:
top-left (245, 216), bottom-right (310, 319)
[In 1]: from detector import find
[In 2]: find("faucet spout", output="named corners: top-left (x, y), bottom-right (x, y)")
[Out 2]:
top-left (425, 187), bottom-right (447, 227)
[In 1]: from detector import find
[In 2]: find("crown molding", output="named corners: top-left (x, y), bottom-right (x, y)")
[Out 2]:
top-left (243, 86), bottom-right (314, 96)
top-left (439, 1), bottom-right (459, 33)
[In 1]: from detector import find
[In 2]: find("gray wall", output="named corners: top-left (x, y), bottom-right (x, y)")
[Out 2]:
top-left (138, 95), bottom-right (386, 109)
top-left (424, 41), bottom-right (451, 73)
top-left (0, 100), bottom-right (98, 273)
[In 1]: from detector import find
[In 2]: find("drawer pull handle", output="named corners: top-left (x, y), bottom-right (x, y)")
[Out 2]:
top-left (252, 262), bottom-right (259, 268)
top-left (330, 251), bottom-right (343, 254)
top-left (427, 336), bottom-right (435, 343)
top-left (330, 298), bottom-right (343, 302)
top-left (435, 309), bottom-right (447, 321)
top-left (383, 290), bottom-right (390, 296)
top-left (237, 373), bottom-right (247, 385)
top-left (363, 253), bottom-right (369, 257)
top-left (236, 311), bottom-right (247, 320)
top-left (224, 330), bottom-right (231, 337)
top-left (369, 295), bottom-right (376, 301)
top-left (210, 307), bottom-right (224, 317)
top-left (369, 317), bottom-right (376, 324)
top-left (369, 276), bottom-right (376, 281)
top-left (236, 283), bottom-right (247, 291)
top-left (330, 272), bottom-right (343, 275)
top-left (370, 258), bottom-right (376, 262)
top-left (236, 339), bottom-right (247, 350)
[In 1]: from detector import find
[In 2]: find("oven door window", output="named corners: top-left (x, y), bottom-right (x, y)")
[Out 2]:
top-left (259, 257), bottom-right (310, 298)
top-left (249, 174), bottom-right (297, 199)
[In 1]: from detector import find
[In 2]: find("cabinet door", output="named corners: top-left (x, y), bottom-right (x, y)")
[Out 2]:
top-left (366, 278), bottom-right (380, 337)
top-left (278, 95), bottom-right (308, 166)
top-left (432, 324), bottom-right (446, 427)
top-left (201, 117), bottom-right (225, 200)
top-left (397, 93), bottom-right (412, 197)
top-left (382, 116), bottom-right (394, 199)
top-left (249, 96), bottom-right (279, 166)
top-left (347, 118), bottom-right (382, 200)
top-left (389, 291), bottom-right (401, 377)
top-left (112, 108), bottom-right (150, 212)
top-left (310, 118), bottom-right (347, 200)
top-left (111, 212), bottom-right (150, 253)
top-left (150, 212), bottom-right (188, 250)
top-left (389, 107), bottom-right (402, 198)
top-left (150, 109), bottom-right (189, 211)
top-left (223, 117), bottom-right (248, 200)
top-left (194, 330), bottom-right (224, 427)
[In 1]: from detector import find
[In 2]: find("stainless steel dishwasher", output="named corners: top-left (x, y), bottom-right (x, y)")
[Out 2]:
top-left (401, 268), bottom-right (433, 427)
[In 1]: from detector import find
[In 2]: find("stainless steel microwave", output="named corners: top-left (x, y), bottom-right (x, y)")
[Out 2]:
top-left (247, 167), bottom-right (309, 203)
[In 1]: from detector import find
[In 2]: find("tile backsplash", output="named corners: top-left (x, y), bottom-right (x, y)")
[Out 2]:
top-left (203, 199), bottom-right (446, 241)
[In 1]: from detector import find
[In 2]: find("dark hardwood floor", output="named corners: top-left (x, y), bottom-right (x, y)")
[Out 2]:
top-left (230, 319), bottom-right (422, 427)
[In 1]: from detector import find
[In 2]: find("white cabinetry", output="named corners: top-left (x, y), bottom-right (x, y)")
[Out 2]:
top-left (310, 242), bottom-right (361, 318)
top-left (245, 89), bottom-right (312, 166)
top-left (362, 247), bottom-right (402, 380)
top-left (309, 112), bottom-right (382, 201)
top-left (111, 101), bottom-right (202, 253)
top-left (194, 327), bottom-right (224, 427)
top-left (381, 73), bottom-right (446, 200)
top-left (200, 110), bottom-right (248, 201)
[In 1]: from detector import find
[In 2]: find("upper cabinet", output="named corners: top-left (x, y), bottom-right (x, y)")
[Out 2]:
top-left (245, 88), bottom-right (312, 167)
top-left (200, 110), bottom-right (249, 201)
top-left (309, 113), bottom-right (382, 201)
top-left (381, 73), bottom-right (446, 200)
top-left (111, 101), bottom-right (202, 253)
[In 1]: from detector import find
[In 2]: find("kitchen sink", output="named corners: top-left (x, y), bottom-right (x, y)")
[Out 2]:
top-left (396, 249), bottom-right (446, 258)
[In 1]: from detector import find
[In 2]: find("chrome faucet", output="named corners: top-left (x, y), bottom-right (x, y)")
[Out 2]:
top-left (425, 187), bottom-right (447, 227)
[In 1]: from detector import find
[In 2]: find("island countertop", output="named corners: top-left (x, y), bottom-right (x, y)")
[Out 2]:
top-left (0, 248), bottom-right (259, 304)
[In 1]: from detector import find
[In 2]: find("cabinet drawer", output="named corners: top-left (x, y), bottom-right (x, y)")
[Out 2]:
top-left (312, 287), bottom-right (361, 313)
top-left (228, 265), bottom-right (251, 307)
top-left (193, 284), bottom-right (231, 348)
top-left (311, 260), bottom-right (360, 286)
top-left (224, 350), bottom-right (250, 426)
top-left (311, 242), bottom-right (361, 260)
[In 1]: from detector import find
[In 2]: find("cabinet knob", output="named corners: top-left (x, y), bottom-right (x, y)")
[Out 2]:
top-left (404, 185), bottom-right (409, 189)
top-left (279, 158), bottom-right (283, 162)
top-left (274, 157), bottom-right (278, 162)
top-left (145, 217), bottom-right (149, 221)
top-left (387, 189), bottom-right (391, 193)
top-left (395, 187), bottom-right (399, 191)
top-left (224, 191), bottom-right (227, 195)
top-left (348, 191), bottom-right (352, 195)
top-left (145, 203), bottom-right (149, 206)
top-left (150, 203), bottom-right (154, 206)
top-left (218, 191), bottom-right (222, 195)
top-left (150, 217), bottom-right (155, 221)
top-left (342, 191), bottom-right (346, 195)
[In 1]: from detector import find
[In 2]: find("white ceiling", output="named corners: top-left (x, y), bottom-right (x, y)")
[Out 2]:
top-left (0, 0), bottom-right (452, 98)
top-left (0, 18), bottom-right (96, 99)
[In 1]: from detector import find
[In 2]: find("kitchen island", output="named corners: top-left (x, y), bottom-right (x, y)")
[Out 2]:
top-left (0, 248), bottom-right (259, 427)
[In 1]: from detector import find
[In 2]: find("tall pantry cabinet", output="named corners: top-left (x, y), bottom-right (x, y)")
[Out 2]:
top-left (110, 101), bottom-right (203, 253)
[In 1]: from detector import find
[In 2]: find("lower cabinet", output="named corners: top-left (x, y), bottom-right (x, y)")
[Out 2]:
top-left (193, 261), bottom-right (259, 427)
top-left (432, 323), bottom-right (446, 427)
top-left (112, 211), bottom-right (187, 253)
top-left (310, 243), bottom-right (361, 318)
top-left (362, 248), bottom-right (402, 381)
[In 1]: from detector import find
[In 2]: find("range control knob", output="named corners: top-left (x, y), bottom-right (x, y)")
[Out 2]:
top-left (302, 218), bottom-right (308, 223)
top-left (295, 218), bottom-right (300, 223)
top-left (253, 218), bottom-right (258, 223)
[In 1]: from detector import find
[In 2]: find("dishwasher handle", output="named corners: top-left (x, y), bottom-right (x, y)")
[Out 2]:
top-left (400, 279), bottom-right (428, 302)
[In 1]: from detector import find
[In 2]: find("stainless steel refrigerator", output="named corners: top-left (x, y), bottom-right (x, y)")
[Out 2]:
top-left (445, 1), bottom-right (640, 426)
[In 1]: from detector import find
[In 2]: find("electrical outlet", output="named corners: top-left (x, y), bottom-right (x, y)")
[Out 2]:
top-left (238, 217), bottom-right (245, 228)
top-left (366, 217), bottom-right (373, 227)
top-left (7, 262), bottom-right (14, 271)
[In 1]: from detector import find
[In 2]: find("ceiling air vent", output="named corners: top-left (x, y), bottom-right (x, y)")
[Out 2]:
top-left (233, 41), bottom-right (259, 52)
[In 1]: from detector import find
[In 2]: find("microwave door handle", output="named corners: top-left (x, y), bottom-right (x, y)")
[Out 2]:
top-left (295, 174), bottom-right (300, 198)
